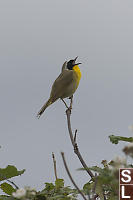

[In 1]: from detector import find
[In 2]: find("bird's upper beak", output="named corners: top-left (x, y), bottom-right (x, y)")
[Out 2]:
top-left (74, 56), bottom-right (78, 62)
top-left (73, 56), bottom-right (82, 65)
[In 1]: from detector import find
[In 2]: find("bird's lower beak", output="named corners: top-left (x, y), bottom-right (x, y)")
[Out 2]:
top-left (75, 62), bottom-right (82, 65)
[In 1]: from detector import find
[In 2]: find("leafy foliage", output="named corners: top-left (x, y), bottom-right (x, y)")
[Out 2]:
top-left (36, 179), bottom-right (77, 200)
top-left (1, 133), bottom-right (133, 199)
top-left (81, 161), bottom-right (119, 199)
top-left (0, 170), bottom-right (77, 200)
top-left (80, 136), bottom-right (133, 199)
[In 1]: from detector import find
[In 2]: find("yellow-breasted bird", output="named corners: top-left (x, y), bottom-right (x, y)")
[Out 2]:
top-left (37, 57), bottom-right (81, 118)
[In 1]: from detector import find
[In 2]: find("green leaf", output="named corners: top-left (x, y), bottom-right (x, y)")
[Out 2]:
top-left (0, 165), bottom-right (25, 181)
top-left (109, 135), bottom-right (133, 144)
top-left (83, 182), bottom-right (94, 194)
top-left (55, 179), bottom-right (64, 188)
top-left (89, 166), bottom-right (104, 174)
top-left (44, 183), bottom-right (54, 191)
top-left (78, 166), bottom-right (103, 173)
top-left (0, 183), bottom-right (16, 195)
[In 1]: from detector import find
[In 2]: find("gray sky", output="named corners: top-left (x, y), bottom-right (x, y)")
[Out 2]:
top-left (0, 0), bottom-right (133, 191)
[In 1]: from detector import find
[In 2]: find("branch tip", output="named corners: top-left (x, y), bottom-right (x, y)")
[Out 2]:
top-left (52, 152), bottom-right (58, 180)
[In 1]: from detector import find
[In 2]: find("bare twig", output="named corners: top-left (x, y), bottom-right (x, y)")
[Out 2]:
top-left (61, 152), bottom-right (87, 200)
top-left (52, 152), bottom-right (58, 180)
top-left (7, 179), bottom-right (19, 189)
top-left (65, 96), bottom-right (94, 178)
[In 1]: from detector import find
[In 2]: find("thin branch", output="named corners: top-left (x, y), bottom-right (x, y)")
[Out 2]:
top-left (7, 179), bottom-right (19, 189)
top-left (61, 152), bottom-right (87, 200)
top-left (65, 96), bottom-right (94, 178)
top-left (52, 152), bottom-right (58, 180)
top-left (69, 95), bottom-right (73, 110)
top-left (74, 129), bottom-right (77, 143)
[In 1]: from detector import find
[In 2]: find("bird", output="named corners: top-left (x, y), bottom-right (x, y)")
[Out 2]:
top-left (37, 57), bottom-right (82, 118)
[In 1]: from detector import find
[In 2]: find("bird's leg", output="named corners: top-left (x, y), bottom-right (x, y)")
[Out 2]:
top-left (65, 95), bottom-right (73, 115)
top-left (61, 98), bottom-right (69, 109)
top-left (69, 95), bottom-right (73, 110)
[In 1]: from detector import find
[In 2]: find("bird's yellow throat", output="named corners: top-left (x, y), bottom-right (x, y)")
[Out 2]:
top-left (73, 65), bottom-right (81, 84)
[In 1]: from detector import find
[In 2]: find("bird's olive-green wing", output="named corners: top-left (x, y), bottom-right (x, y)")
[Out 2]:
top-left (50, 70), bottom-right (74, 101)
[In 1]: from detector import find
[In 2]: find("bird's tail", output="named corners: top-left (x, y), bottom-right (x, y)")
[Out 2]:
top-left (37, 98), bottom-right (52, 118)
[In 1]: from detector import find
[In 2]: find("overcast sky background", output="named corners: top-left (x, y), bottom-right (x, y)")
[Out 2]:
top-left (0, 0), bottom-right (133, 192)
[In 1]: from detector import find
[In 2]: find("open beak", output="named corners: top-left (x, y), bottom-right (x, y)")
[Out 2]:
top-left (73, 56), bottom-right (82, 65)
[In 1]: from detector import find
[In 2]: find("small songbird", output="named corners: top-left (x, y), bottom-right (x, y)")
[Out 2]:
top-left (37, 57), bottom-right (82, 118)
